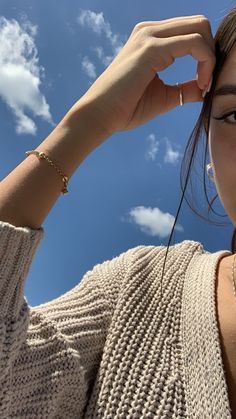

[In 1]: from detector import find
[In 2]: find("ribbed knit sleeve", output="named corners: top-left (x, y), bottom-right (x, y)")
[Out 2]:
top-left (0, 221), bottom-right (44, 320)
top-left (0, 220), bottom-right (140, 417)
top-left (0, 220), bottom-right (44, 417)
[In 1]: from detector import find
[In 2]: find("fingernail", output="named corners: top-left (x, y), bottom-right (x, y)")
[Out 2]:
top-left (202, 76), bottom-right (213, 98)
top-left (202, 88), bottom-right (207, 98)
top-left (207, 75), bottom-right (213, 92)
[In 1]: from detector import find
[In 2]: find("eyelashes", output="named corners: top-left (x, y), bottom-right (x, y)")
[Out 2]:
top-left (213, 110), bottom-right (236, 125)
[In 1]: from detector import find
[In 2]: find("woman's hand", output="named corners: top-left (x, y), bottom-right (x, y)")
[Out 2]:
top-left (78, 15), bottom-right (216, 136)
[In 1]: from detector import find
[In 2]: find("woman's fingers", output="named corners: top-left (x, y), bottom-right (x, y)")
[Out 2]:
top-left (80, 15), bottom-right (216, 134)
top-left (146, 33), bottom-right (216, 90)
top-left (164, 80), bottom-right (203, 111)
top-left (181, 79), bottom-right (204, 103)
top-left (149, 79), bottom-right (203, 116)
top-left (134, 15), bottom-right (215, 53)
top-left (135, 15), bottom-right (215, 90)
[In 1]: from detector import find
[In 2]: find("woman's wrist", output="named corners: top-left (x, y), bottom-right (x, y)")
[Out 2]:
top-left (39, 98), bottom-right (111, 178)
top-left (0, 99), bottom-right (110, 229)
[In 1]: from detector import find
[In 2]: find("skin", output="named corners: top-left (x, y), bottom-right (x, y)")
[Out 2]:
top-left (209, 44), bottom-right (236, 415)
top-left (0, 12), bottom-right (234, 412)
top-left (210, 45), bottom-right (236, 228)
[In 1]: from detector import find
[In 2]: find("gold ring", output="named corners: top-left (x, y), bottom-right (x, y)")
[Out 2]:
top-left (176, 82), bottom-right (184, 106)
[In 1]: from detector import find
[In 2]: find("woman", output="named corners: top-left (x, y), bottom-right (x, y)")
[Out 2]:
top-left (0, 7), bottom-right (235, 419)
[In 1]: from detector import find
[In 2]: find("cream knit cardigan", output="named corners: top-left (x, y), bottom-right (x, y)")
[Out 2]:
top-left (0, 220), bottom-right (233, 418)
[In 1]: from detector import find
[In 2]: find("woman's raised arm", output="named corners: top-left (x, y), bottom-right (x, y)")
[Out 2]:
top-left (0, 100), bottom-right (109, 229)
top-left (0, 15), bottom-right (214, 230)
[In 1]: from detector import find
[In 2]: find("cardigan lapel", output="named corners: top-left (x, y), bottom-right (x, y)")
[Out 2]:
top-left (181, 249), bottom-right (232, 418)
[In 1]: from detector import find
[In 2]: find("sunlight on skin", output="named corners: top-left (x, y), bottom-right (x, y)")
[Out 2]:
top-left (209, 44), bottom-right (236, 266)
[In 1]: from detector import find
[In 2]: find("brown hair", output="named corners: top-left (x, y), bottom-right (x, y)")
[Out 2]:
top-left (160, 5), bottom-right (236, 297)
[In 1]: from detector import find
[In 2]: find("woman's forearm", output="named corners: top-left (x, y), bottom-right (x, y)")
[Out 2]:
top-left (0, 100), bottom-right (110, 229)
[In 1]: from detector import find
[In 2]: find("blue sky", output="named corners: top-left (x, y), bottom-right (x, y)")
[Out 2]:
top-left (0, 0), bottom-right (235, 306)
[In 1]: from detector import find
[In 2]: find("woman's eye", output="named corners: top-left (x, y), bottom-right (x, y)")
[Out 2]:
top-left (213, 110), bottom-right (236, 125)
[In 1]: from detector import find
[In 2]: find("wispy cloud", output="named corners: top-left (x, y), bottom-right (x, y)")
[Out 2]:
top-left (145, 135), bottom-right (182, 167)
top-left (92, 46), bottom-right (114, 68)
top-left (0, 16), bottom-right (54, 135)
top-left (164, 138), bottom-right (182, 164)
top-left (127, 206), bottom-right (184, 239)
top-left (145, 133), bottom-right (159, 161)
top-left (81, 56), bottom-right (97, 79)
top-left (77, 10), bottom-right (124, 76)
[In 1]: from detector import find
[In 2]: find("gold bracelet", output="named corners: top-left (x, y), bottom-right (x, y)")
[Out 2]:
top-left (25, 150), bottom-right (69, 194)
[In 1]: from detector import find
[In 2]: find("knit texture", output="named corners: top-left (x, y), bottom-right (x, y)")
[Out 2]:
top-left (0, 220), bottom-right (233, 418)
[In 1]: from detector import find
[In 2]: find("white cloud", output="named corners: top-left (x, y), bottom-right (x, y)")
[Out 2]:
top-left (77, 10), bottom-right (124, 73)
top-left (92, 46), bottom-right (114, 68)
top-left (164, 138), bottom-right (182, 164)
top-left (93, 46), bottom-right (103, 60)
top-left (145, 133), bottom-right (159, 161)
top-left (128, 206), bottom-right (184, 238)
top-left (78, 10), bottom-right (110, 36)
top-left (0, 16), bottom-right (54, 135)
top-left (81, 56), bottom-right (97, 79)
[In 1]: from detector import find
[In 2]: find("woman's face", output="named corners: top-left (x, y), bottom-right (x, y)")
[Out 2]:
top-left (209, 44), bottom-right (236, 227)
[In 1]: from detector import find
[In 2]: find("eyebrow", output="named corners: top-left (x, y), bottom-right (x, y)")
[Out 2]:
top-left (213, 84), bottom-right (236, 97)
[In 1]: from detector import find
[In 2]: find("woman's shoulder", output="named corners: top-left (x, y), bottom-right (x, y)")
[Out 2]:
top-left (126, 239), bottom-right (204, 259)
top-left (116, 240), bottom-right (205, 273)
top-left (77, 240), bottom-right (206, 289)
